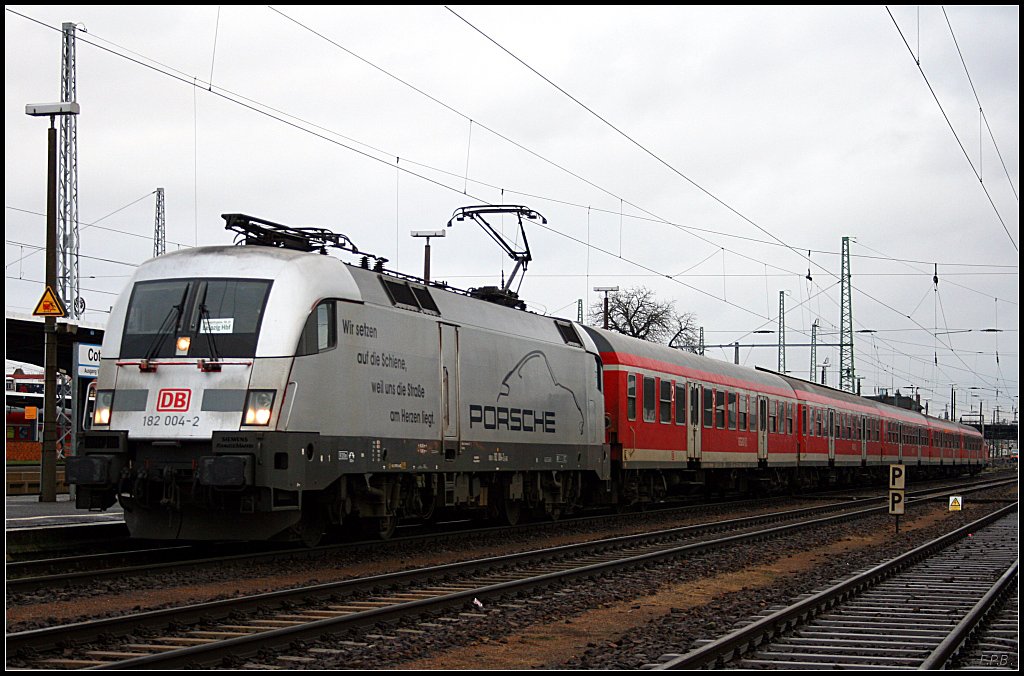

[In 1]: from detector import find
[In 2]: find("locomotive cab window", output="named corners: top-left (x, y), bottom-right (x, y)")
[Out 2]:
top-left (121, 278), bottom-right (272, 359)
top-left (296, 301), bottom-right (337, 356)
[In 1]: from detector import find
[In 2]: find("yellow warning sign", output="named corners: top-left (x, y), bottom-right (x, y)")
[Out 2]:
top-left (949, 496), bottom-right (962, 512)
top-left (25, 406), bottom-right (37, 421)
top-left (32, 286), bottom-right (66, 317)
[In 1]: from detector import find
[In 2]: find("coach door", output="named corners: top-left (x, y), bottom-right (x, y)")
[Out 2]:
top-left (440, 323), bottom-right (460, 458)
top-left (688, 382), bottom-right (701, 461)
top-left (827, 409), bottom-right (836, 462)
top-left (860, 417), bottom-right (868, 464)
top-left (757, 396), bottom-right (768, 461)
top-left (897, 422), bottom-right (903, 463)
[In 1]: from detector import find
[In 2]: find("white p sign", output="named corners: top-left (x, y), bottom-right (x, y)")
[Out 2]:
top-left (889, 464), bottom-right (906, 490)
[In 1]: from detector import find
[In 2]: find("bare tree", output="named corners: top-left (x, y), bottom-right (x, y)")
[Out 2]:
top-left (589, 286), bottom-right (699, 351)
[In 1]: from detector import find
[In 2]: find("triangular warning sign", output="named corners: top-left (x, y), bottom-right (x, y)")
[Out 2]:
top-left (33, 285), bottom-right (67, 317)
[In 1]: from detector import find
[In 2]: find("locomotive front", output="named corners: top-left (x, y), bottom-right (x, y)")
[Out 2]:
top-left (67, 244), bottom-right (358, 540)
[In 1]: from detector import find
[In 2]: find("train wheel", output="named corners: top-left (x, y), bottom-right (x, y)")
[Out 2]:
top-left (296, 510), bottom-right (325, 548)
top-left (362, 514), bottom-right (398, 540)
top-left (495, 497), bottom-right (522, 526)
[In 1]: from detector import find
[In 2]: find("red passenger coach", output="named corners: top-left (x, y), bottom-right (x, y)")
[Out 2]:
top-left (582, 325), bottom-right (985, 494)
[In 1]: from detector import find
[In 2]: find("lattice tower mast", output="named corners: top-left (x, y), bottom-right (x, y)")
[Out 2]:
top-left (840, 236), bottom-right (856, 392)
top-left (777, 291), bottom-right (786, 373)
top-left (59, 22), bottom-right (81, 319)
top-left (810, 318), bottom-right (819, 383)
top-left (154, 188), bottom-right (166, 257)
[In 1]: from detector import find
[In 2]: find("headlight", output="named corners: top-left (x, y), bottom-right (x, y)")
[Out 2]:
top-left (94, 390), bottom-right (114, 426)
top-left (243, 389), bottom-right (276, 426)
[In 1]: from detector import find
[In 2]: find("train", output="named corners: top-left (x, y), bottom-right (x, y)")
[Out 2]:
top-left (66, 211), bottom-right (987, 544)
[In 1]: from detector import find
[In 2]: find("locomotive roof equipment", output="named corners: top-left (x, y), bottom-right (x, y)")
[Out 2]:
top-left (223, 213), bottom-right (388, 265)
top-left (447, 205), bottom-right (546, 309)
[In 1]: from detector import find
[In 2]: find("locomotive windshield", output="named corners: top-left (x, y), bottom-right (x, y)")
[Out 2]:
top-left (121, 278), bottom-right (272, 358)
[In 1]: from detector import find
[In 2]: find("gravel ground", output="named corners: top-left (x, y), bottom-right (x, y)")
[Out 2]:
top-left (290, 488), bottom-right (1016, 670)
top-left (5, 496), bottom-right (829, 631)
top-left (7, 484), bottom-right (1015, 672)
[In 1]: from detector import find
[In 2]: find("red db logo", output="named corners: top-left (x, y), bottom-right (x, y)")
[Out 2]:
top-left (157, 389), bottom-right (192, 412)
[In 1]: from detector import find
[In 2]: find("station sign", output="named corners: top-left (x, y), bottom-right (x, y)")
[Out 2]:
top-left (76, 343), bottom-right (102, 378)
top-left (949, 496), bottom-right (962, 512)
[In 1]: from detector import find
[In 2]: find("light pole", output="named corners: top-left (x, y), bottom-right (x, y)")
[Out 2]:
top-left (593, 286), bottom-right (618, 329)
top-left (411, 229), bottom-right (445, 283)
top-left (26, 101), bottom-right (80, 503)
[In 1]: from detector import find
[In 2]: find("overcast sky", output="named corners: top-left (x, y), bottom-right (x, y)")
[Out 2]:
top-left (5, 5), bottom-right (1019, 420)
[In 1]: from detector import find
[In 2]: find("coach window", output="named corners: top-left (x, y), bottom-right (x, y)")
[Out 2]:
top-left (703, 387), bottom-right (714, 428)
top-left (786, 403), bottom-right (794, 435)
top-left (675, 383), bottom-right (686, 425)
top-left (767, 400), bottom-right (776, 434)
top-left (627, 374), bottom-right (637, 421)
top-left (295, 301), bottom-right (336, 356)
top-left (715, 390), bottom-right (726, 429)
top-left (660, 380), bottom-right (672, 423)
top-left (739, 394), bottom-right (748, 430)
top-left (727, 391), bottom-right (737, 430)
top-left (643, 376), bottom-right (656, 423)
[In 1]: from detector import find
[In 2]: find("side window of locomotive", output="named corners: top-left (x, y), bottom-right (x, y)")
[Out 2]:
top-left (675, 383), bottom-right (686, 425)
top-left (703, 387), bottom-right (713, 428)
top-left (643, 376), bottom-right (656, 423)
top-left (627, 374), bottom-right (637, 421)
top-left (659, 380), bottom-right (672, 423)
top-left (594, 356), bottom-right (603, 392)
top-left (296, 301), bottom-right (337, 356)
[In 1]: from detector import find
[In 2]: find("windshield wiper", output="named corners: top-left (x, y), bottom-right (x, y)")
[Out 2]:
top-left (198, 303), bottom-right (221, 362)
top-left (143, 302), bottom-right (184, 361)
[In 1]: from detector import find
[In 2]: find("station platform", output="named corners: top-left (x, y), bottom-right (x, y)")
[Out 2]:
top-left (5, 492), bottom-right (123, 531)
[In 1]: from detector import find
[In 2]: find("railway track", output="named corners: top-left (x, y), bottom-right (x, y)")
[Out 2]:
top-left (649, 502), bottom-right (1018, 670)
top-left (955, 586), bottom-right (1019, 670)
top-left (8, 473), bottom-right (1012, 594)
top-left (7, 478), bottom-right (1015, 670)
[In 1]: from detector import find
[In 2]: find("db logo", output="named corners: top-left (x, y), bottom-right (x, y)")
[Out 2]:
top-left (157, 389), bottom-right (192, 412)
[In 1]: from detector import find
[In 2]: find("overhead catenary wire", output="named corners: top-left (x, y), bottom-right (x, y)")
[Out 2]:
top-left (8, 9), bottom-right (1011, 407)
top-left (942, 6), bottom-right (1019, 201)
top-left (7, 9), bottom-right (783, 323)
top-left (439, 5), bottom-right (1018, 396)
top-left (886, 6), bottom-right (1018, 252)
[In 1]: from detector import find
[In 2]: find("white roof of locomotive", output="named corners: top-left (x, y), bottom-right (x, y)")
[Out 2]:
top-left (101, 245), bottom-right (361, 359)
